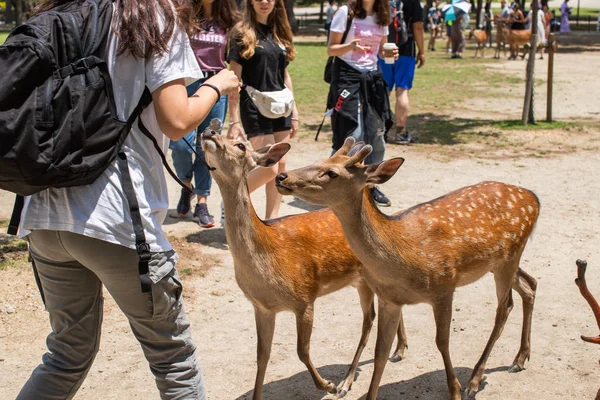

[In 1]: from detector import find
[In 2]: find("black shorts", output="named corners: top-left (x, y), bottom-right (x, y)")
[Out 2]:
top-left (240, 93), bottom-right (292, 138)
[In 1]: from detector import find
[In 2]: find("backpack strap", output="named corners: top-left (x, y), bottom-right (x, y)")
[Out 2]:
top-left (315, 9), bottom-right (353, 142)
top-left (7, 195), bottom-right (24, 236)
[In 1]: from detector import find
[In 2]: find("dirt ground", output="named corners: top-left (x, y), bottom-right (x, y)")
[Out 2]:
top-left (1, 49), bottom-right (600, 400)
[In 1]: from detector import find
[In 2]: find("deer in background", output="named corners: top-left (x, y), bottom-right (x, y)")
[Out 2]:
top-left (468, 29), bottom-right (488, 57)
top-left (275, 137), bottom-right (540, 400)
top-left (199, 132), bottom-right (407, 399)
top-left (574, 259), bottom-right (600, 400)
top-left (493, 17), bottom-right (508, 59)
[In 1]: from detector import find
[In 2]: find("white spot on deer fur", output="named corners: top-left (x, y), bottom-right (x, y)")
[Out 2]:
top-left (521, 223), bottom-right (525, 231)
top-left (510, 216), bottom-right (520, 225)
top-left (452, 230), bottom-right (457, 235)
top-left (527, 205), bottom-right (534, 214)
top-left (521, 207), bottom-right (526, 215)
top-left (457, 211), bottom-right (464, 218)
top-left (448, 211), bottom-right (455, 216)
top-left (481, 193), bottom-right (488, 199)
top-left (508, 187), bottom-right (513, 192)
top-left (495, 191), bottom-right (502, 197)
top-left (510, 194), bottom-right (517, 202)
top-left (478, 198), bottom-right (485, 204)
top-left (470, 202), bottom-right (477, 208)
top-left (507, 201), bottom-right (514, 209)
top-left (518, 193), bottom-right (524, 200)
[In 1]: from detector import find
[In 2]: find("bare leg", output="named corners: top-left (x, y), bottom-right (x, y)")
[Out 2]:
top-left (264, 130), bottom-right (291, 220)
top-left (467, 264), bottom-right (517, 396)
top-left (337, 283), bottom-right (376, 398)
top-left (395, 88), bottom-right (410, 131)
top-left (432, 295), bottom-right (461, 400)
top-left (253, 307), bottom-right (276, 400)
top-left (509, 267), bottom-right (537, 372)
top-left (389, 307), bottom-right (408, 362)
top-left (295, 304), bottom-right (337, 394)
top-left (365, 301), bottom-right (402, 400)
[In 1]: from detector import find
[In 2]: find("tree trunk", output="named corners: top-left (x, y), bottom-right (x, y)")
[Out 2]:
top-left (522, 2), bottom-right (538, 125)
top-left (319, 0), bottom-right (325, 24)
top-left (476, 0), bottom-right (483, 28)
top-left (285, 0), bottom-right (298, 35)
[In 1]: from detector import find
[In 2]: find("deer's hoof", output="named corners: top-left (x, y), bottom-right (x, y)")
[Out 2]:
top-left (325, 381), bottom-right (337, 394)
top-left (389, 352), bottom-right (404, 363)
top-left (508, 363), bottom-right (525, 373)
top-left (465, 387), bottom-right (478, 399)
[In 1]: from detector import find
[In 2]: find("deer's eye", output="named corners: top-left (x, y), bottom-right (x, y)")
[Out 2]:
top-left (326, 170), bottom-right (338, 179)
top-left (235, 143), bottom-right (246, 151)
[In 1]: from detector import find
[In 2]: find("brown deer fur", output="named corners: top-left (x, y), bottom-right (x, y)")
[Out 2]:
top-left (200, 132), bottom-right (407, 399)
top-left (276, 138), bottom-right (540, 400)
top-left (468, 29), bottom-right (488, 57)
top-left (493, 17), bottom-right (508, 59)
top-left (502, 25), bottom-right (532, 59)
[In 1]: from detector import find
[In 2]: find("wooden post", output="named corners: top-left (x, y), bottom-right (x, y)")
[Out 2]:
top-left (546, 33), bottom-right (555, 122)
top-left (522, 2), bottom-right (539, 125)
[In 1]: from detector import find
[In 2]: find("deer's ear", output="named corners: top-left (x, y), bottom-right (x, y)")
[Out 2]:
top-left (365, 158), bottom-right (404, 184)
top-left (254, 143), bottom-right (291, 167)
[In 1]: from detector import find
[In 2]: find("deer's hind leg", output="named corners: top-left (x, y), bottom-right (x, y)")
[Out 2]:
top-left (509, 267), bottom-right (537, 372)
top-left (295, 304), bottom-right (337, 394)
top-left (467, 261), bottom-right (518, 397)
top-left (337, 283), bottom-right (376, 398)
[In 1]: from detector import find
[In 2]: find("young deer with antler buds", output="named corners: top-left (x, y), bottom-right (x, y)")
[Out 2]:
top-left (275, 137), bottom-right (540, 400)
top-left (199, 132), bottom-right (407, 399)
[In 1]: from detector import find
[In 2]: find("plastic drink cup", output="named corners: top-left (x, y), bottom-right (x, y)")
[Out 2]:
top-left (383, 43), bottom-right (396, 64)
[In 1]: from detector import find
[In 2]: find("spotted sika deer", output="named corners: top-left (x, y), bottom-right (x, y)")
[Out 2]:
top-left (275, 137), bottom-right (540, 400)
top-left (199, 132), bottom-right (407, 399)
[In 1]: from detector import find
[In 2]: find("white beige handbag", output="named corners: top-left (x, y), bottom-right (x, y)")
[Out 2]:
top-left (244, 85), bottom-right (295, 119)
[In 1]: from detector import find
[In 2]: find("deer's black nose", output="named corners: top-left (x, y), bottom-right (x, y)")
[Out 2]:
top-left (275, 173), bottom-right (288, 185)
top-left (201, 129), bottom-right (216, 139)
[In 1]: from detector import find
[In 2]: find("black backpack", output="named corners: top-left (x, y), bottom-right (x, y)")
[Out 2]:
top-left (0, 0), bottom-right (189, 293)
top-left (391, 0), bottom-right (409, 47)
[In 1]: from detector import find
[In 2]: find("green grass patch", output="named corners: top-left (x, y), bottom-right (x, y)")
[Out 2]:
top-left (0, 32), bottom-right (9, 44)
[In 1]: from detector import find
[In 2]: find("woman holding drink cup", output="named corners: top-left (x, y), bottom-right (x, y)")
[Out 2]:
top-left (326, 0), bottom-right (397, 206)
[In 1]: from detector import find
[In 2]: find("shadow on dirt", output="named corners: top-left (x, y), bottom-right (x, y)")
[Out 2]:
top-left (186, 228), bottom-right (227, 250)
top-left (233, 363), bottom-right (510, 399)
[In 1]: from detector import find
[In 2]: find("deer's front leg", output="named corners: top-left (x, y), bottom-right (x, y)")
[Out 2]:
top-left (295, 304), bottom-right (337, 394)
top-left (252, 307), bottom-right (276, 400)
top-left (365, 300), bottom-right (402, 400)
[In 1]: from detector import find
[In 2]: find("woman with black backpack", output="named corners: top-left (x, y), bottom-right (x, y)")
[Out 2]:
top-left (15, 1), bottom-right (240, 399)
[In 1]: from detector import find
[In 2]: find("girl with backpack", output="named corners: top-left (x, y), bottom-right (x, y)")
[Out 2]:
top-left (16, 1), bottom-right (240, 399)
top-left (326, 0), bottom-right (395, 206)
top-left (227, 0), bottom-right (299, 220)
top-left (169, 0), bottom-right (241, 228)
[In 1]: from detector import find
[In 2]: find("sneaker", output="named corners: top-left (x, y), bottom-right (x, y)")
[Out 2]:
top-left (389, 131), bottom-right (418, 145)
top-left (370, 186), bottom-right (391, 207)
top-left (192, 203), bottom-right (215, 228)
top-left (177, 186), bottom-right (194, 217)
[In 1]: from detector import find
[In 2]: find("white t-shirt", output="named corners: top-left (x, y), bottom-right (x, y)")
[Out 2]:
top-left (330, 6), bottom-right (389, 72)
top-left (19, 10), bottom-right (204, 253)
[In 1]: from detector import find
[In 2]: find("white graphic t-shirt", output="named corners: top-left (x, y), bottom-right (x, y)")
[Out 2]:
top-left (330, 5), bottom-right (389, 72)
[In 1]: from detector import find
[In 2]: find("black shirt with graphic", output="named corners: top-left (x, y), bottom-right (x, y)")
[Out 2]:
top-left (387, 0), bottom-right (424, 58)
top-left (227, 23), bottom-right (289, 91)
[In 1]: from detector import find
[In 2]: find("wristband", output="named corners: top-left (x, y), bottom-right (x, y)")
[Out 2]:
top-left (201, 83), bottom-right (221, 99)
top-left (291, 118), bottom-right (299, 121)
top-left (229, 121), bottom-right (239, 127)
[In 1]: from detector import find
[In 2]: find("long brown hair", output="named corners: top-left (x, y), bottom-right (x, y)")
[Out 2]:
top-left (34, 0), bottom-right (192, 58)
top-left (349, 0), bottom-right (391, 26)
top-left (229, 0), bottom-right (295, 62)
top-left (180, 0), bottom-right (241, 37)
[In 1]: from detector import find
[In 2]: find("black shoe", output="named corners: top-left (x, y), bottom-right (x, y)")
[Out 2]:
top-left (177, 186), bottom-right (194, 217)
top-left (370, 186), bottom-right (391, 207)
